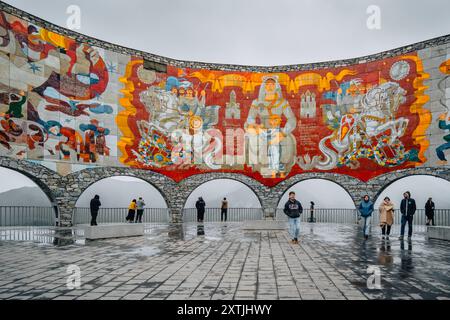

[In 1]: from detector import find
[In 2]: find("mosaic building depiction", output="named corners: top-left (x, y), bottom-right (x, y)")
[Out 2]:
top-left (0, 7), bottom-right (449, 187)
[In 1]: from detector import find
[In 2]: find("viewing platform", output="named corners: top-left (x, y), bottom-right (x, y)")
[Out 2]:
top-left (0, 222), bottom-right (449, 300)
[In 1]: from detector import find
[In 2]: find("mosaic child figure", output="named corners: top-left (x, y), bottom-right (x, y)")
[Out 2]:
top-left (267, 114), bottom-right (283, 177)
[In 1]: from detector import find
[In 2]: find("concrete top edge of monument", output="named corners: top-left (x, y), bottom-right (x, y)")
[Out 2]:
top-left (1, 1), bottom-right (449, 72)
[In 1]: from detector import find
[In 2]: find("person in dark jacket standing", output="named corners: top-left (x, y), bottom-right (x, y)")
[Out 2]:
top-left (358, 195), bottom-right (374, 240)
top-left (283, 191), bottom-right (303, 244)
top-left (196, 197), bottom-right (206, 222)
top-left (135, 197), bottom-right (146, 223)
top-left (90, 195), bottom-right (101, 226)
top-left (221, 197), bottom-right (228, 222)
top-left (309, 201), bottom-right (315, 223)
top-left (399, 191), bottom-right (416, 240)
top-left (425, 197), bottom-right (435, 226)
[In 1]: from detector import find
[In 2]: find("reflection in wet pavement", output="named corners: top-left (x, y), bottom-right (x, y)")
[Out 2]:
top-left (0, 222), bottom-right (449, 300)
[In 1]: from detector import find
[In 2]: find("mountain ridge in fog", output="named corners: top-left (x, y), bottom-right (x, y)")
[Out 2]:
top-left (0, 186), bottom-right (51, 206)
top-left (75, 179), bottom-right (167, 208)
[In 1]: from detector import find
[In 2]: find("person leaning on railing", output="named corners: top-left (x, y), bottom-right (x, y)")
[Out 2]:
top-left (135, 197), bottom-right (146, 223)
top-left (89, 195), bottom-right (101, 226)
top-left (126, 199), bottom-right (137, 223)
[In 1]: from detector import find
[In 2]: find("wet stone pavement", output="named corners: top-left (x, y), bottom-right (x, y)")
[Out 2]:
top-left (0, 222), bottom-right (449, 300)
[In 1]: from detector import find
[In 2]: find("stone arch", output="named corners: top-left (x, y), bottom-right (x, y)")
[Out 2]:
top-left (369, 167), bottom-right (450, 204)
top-left (62, 167), bottom-right (177, 224)
top-left (181, 177), bottom-right (264, 209)
top-left (74, 175), bottom-right (170, 208)
top-left (177, 173), bottom-right (270, 216)
top-left (270, 173), bottom-right (363, 215)
top-left (274, 177), bottom-right (357, 210)
top-left (0, 156), bottom-right (62, 222)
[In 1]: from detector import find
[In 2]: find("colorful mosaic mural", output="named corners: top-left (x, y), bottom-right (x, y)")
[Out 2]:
top-left (117, 57), bottom-right (433, 185)
top-left (0, 9), bottom-right (448, 186)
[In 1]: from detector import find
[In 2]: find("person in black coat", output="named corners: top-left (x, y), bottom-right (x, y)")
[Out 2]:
top-left (309, 201), bottom-right (315, 223)
top-left (195, 197), bottom-right (206, 222)
top-left (425, 197), bottom-right (435, 226)
top-left (399, 191), bottom-right (416, 240)
top-left (90, 195), bottom-right (101, 226)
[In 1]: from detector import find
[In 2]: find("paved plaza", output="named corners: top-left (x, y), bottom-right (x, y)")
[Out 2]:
top-left (0, 222), bottom-right (449, 300)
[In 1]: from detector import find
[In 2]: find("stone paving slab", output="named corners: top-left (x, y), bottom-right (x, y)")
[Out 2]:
top-left (241, 220), bottom-right (286, 230)
top-left (0, 222), bottom-right (449, 300)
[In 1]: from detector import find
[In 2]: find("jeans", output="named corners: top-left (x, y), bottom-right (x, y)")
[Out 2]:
top-left (135, 209), bottom-right (144, 223)
top-left (221, 209), bottom-right (227, 221)
top-left (362, 216), bottom-right (371, 236)
top-left (436, 142), bottom-right (450, 161)
top-left (400, 214), bottom-right (414, 237)
top-left (288, 217), bottom-right (300, 239)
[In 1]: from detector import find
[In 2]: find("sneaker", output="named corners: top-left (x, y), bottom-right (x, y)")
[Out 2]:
top-left (290, 239), bottom-right (296, 244)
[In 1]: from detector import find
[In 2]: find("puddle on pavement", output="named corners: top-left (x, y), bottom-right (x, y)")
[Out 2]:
top-left (125, 246), bottom-right (161, 257)
top-left (0, 227), bottom-right (83, 247)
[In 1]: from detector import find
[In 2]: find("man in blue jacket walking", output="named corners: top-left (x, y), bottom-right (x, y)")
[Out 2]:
top-left (358, 195), bottom-right (374, 240)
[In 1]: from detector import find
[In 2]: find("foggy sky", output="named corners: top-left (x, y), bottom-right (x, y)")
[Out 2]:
top-left (3, 0), bottom-right (450, 66)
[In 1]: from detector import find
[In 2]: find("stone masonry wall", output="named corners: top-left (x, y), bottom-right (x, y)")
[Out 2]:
top-left (1, 156), bottom-right (449, 226)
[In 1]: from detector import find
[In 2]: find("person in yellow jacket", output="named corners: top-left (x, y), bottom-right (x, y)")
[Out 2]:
top-left (379, 196), bottom-right (395, 238)
top-left (126, 199), bottom-right (137, 223)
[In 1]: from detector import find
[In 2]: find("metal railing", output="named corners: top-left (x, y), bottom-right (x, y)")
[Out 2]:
top-left (0, 206), bottom-right (55, 226)
top-left (275, 208), bottom-right (450, 226)
top-left (276, 208), bottom-right (357, 224)
top-left (72, 207), bottom-right (170, 225)
top-left (182, 208), bottom-right (264, 222)
top-left (0, 206), bottom-right (448, 227)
